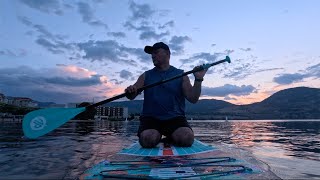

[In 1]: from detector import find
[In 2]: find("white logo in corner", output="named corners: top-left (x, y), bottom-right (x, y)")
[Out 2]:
top-left (30, 116), bottom-right (47, 130)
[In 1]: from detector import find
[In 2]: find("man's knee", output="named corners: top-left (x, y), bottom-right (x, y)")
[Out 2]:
top-left (139, 129), bottom-right (161, 148)
top-left (171, 127), bottom-right (194, 147)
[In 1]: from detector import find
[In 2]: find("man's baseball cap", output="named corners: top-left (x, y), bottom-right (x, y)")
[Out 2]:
top-left (144, 42), bottom-right (170, 54)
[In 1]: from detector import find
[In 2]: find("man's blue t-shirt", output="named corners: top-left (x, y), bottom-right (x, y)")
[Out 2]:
top-left (142, 66), bottom-right (185, 120)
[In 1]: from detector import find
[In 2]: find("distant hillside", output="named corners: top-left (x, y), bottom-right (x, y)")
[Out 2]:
top-left (0, 103), bottom-right (38, 115)
top-left (185, 99), bottom-right (234, 115)
top-left (35, 101), bottom-right (56, 108)
top-left (108, 100), bottom-right (144, 114)
top-left (107, 99), bottom-right (234, 115)
top-left (92, 86), bottom-right (320, 120)
top-left (218, 87), bottom-right (320, 119)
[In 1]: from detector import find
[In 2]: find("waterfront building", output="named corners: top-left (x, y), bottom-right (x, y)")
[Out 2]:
top-left (0, 93), bottom-right (4, 103)
top-left (95, 106), bottom-right (128, 120)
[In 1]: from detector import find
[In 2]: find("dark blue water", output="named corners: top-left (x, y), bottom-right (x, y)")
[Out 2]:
top-left (0, 119), bottom-right (319, 179)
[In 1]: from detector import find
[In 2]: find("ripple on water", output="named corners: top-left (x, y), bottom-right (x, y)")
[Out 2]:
top-left (0, 119), bottom-right (319, 179)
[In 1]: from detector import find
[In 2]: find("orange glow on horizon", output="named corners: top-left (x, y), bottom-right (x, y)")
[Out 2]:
top-left (202, 83), bottom-right (316, 105)
top-left (201, 91), bottom-right (271, 105)
top-left (227, 92), bottom-right (270, 105)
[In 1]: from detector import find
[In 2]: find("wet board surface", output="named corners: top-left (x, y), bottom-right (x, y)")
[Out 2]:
top-left (80, 139), bottom-right (280, 179)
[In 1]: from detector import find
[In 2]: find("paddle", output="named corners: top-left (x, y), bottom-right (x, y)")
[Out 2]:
top-left (23, 56), bottom-right (231, 139)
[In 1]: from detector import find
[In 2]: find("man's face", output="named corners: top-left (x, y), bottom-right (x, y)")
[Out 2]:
top-left (151, 48), bottom-right (169, 66)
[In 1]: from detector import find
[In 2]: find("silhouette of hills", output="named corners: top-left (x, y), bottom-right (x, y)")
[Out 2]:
top-left (107, 86), bottom-right (320, 120)
top-left (217, 87), bottom-right (320, 119)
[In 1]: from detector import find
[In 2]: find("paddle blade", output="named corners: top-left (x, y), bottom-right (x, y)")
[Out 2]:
top-left (22, 107), bottom-right (86, 139)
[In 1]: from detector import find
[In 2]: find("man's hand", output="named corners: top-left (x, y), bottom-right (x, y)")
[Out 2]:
top-left (125, 85), bottom-right (138, 100)
top-left (193, 66), bottom-right (208, 80)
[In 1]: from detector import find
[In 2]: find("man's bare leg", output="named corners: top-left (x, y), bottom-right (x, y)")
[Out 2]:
top-left (139, 129), bottom-right (161, 148)
top-left (171, 127), bottom-right (194, 147)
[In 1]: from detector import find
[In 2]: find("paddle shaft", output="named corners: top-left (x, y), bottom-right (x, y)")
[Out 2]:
top-left (22, 56), bottom-right (230, 139)
top-left (86, 57), bottom-right (230, 109)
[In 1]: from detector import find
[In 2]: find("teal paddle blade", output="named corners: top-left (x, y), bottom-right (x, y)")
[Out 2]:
top-left (22, 107), bottom-right (86, 139)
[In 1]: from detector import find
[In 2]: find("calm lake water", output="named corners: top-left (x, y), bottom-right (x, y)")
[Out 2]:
top-left (0, 119), bottom-right (319, 179)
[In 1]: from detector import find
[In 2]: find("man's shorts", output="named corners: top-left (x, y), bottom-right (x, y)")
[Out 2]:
top-left (137, 116), bottom-right (192, 137)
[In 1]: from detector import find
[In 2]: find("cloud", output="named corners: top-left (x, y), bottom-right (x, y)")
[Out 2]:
top-left (44, 75), bottom-right (102, 86)
top-left (77, 2), bottom-right (94, 22)
top-left (110, 79), bottom-right (124, 85)
top-left (255, 68), bottom-right (284, 73)
top-left (18, 16), bottom-right (145, 64)
top-left (0, 65), bottom-right (103, 87)
top-left (119, 70), bottom-right (134, 80)
top-left (17, 16), bottom-right (32, 26)
top-left (140, 30), bottom-right (170, 41)
top-left (158, 21), bottom-right (174, 29)
top-left (224, 96), bottom-right (237, 101)
top-left (124, 1), bottom-right (173, 41)
top-left (239, 48), bottom-right (252, 52)
top-left (202, 84), bottom-right (256, 97)
top-left (179, 58), bottom-right (195, 65)
top-left (76, 2), bottom-right (108, 29)
top-left (224, 49), bottom-right (234, 55)
top-left (93, 0), bottom-right (104, 3)
top-left (168, 36), bottom-right (191, 55)
top-left (0, 65), bottom-right (119, 103)
top-left (36, 38), bottom-right (64, 54)
top-left (17, 17), bottom-right (149, 65)
top-left (18, 16), bottom-right (61, 40)
top-left (76, 40), bottom-right (123, 61)
top-left (306, 63), bottom-right (320, 78)
top-left (55, 64), bottom-right (97, 77)
top-left (180, 52), bottom-right (223, 64)
top-left (18, 16), bottom-right (72, 54)
top-left (19, 0), bottom-right (63, 15)
top-left (223, 62), bottom-right (254, 80)
top-left (128, 1), bottom-right (155, 21)
top-left (273, 73), bottom-right (306, 85)
top-left (107, 32), bottom-right (126, 38)
top-left (273, 63), bottom-right (320, 85)
top-left (0, 49), bottom-right (27, 57)
top-left (63, 3), bottom-right (73, 9)
top-left (178, 51), bottom-right (231, 75)
top-left (223, 56), bottom-right (258, 80)
top-left (180, 50), bottom-right (257, 80)
top-left (19, 1), bottom-right (107, 28)
top-left (124, 22), bottom-right (170, 40)
top-left (75, 40), bottom-right (151, 65)
top-left (36, 37), bottom-right (71, 54)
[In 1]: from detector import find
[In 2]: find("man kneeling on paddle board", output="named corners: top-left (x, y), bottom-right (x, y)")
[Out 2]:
top-left (125, 42), bottom-right (207, 148)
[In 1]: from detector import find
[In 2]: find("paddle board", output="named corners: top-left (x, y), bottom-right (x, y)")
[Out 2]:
top-left (80, 139), bottom-right (279, 179)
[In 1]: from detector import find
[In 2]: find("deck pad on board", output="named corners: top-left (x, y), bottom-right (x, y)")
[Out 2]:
top-left (119, 139), bottom-right (215, 156)
top-left (80, 140), bottom-right (280, 180)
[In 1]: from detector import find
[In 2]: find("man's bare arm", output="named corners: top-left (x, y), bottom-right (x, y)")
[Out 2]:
top-left (125, 73), bottom-right (145, 100)
top-left (182, 76), bottom-right (203, 104)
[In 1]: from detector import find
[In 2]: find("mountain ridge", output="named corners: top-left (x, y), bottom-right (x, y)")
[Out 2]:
top-left (107, 86), bottom-right (320, 120)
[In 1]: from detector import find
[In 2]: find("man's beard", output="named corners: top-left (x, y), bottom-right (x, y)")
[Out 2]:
top-left (152, 59), bottom-right (159, 66)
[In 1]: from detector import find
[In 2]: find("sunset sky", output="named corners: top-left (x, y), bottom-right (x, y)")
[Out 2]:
top-left (1, 0), bottom-right (319, 105)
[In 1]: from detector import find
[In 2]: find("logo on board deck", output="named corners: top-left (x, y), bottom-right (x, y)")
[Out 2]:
top-left (30, 116), bottom-right (47, 130)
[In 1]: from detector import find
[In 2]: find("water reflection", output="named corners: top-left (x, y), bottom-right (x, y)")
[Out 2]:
top-left (0, 119), bottom-right (319, 179)
top-left (190, 120), bottom-right (320, 179)
top-left (190, 120), bottom-right (320, 161)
